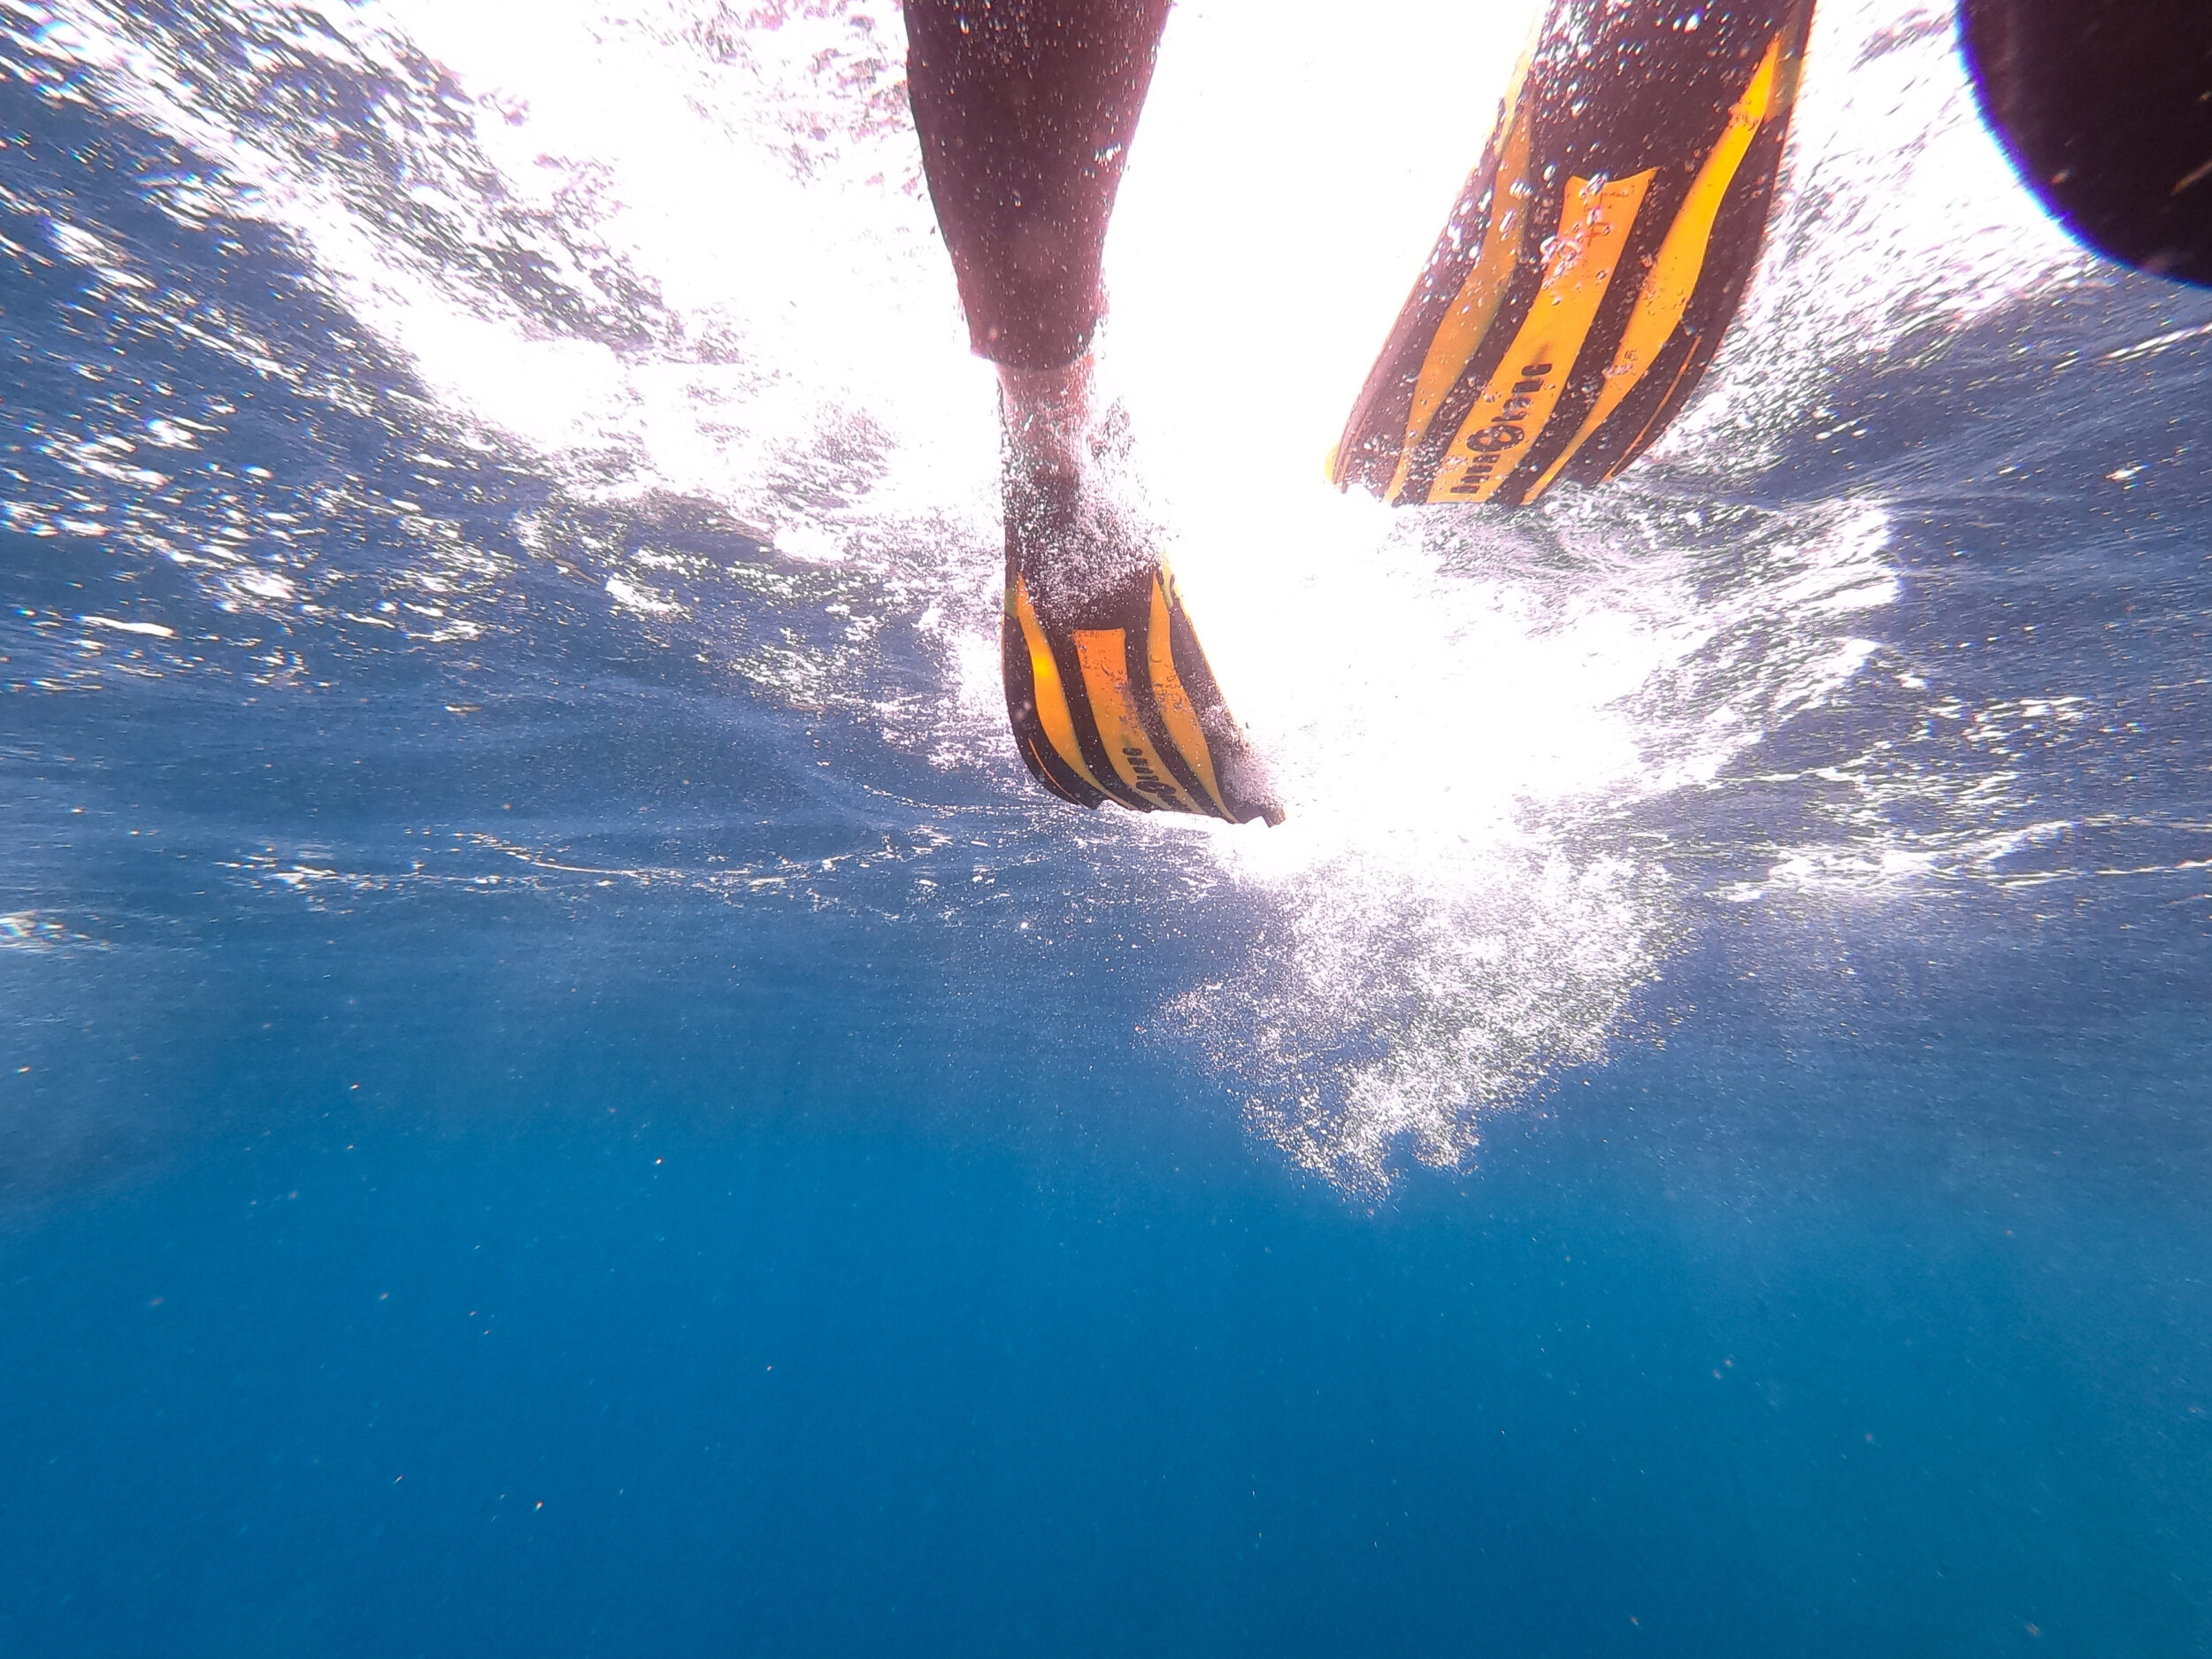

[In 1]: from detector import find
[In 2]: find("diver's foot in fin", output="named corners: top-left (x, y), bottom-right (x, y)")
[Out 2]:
top-left (995, 360), bottom-right (1283, 826)
top-left (1333, 0), bottom-right (1816, 508)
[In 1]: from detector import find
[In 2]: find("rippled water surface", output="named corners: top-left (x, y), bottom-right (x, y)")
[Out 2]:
top-left (5, 2), bottom-right (2212, 1654)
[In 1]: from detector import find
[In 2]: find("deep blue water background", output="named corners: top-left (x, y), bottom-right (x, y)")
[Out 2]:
top-left (7, 6), bottom-right (2212, 1655)
top-left (9, 892), bottom-right (2212, 1656)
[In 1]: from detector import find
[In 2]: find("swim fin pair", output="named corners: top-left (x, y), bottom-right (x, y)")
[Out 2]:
top-left (997, 0), bottom-right (1815, 824)
top-left (1007, 0), bottom-right (2212, 819)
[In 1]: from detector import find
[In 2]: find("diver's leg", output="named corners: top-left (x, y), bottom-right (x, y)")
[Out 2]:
top-left (904, 0), bottom-right (1171, 373)
top-left (905, 0), bottom-right (1281, 825)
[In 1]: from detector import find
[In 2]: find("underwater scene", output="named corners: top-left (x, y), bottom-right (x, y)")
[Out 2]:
top-left (4, 0), bottom-right (2210, 1652)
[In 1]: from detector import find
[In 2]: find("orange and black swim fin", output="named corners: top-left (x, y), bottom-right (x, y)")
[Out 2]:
top-left (1333, 0), bottom-right (1816, 509)
top-left (1000, 465), bottom-right (1283, 826)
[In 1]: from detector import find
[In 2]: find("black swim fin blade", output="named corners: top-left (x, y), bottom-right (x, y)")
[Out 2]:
top-left (1333, 0), bottom-right (1816, 509)
top-left (999, 468), bottom-right (1283, 827)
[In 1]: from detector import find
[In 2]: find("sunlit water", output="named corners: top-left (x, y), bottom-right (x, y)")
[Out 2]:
top-left (5, 1), bottom-right (2212, 1652)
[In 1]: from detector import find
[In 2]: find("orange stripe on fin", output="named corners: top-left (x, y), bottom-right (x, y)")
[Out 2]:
top-left (1525, 35), bottom-right (1786, 499)
top-left (1072, 627), bottom-right (1196, 813)
top-left (1426, 168), bottom-right (1655, 503)
top-left (1384, 103), bottom-right (1539, 504)
top-left (1009, 575), bottom-right (1110, 797)
top-left (1146, 575), bottom-right (1233, 819)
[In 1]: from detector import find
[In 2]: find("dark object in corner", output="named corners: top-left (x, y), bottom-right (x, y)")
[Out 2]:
top-left (1962, 0), bottom-right (2212, 287)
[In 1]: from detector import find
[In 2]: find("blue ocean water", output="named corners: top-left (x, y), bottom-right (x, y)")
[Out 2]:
top-left (5, 2), bottom-right (2212, 1654)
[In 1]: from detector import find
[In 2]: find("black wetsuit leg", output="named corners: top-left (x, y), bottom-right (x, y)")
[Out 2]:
top-left (1962, 0), bottom-right (2212, 286)
top-left (905, 0), bottom-right (1172, 370)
